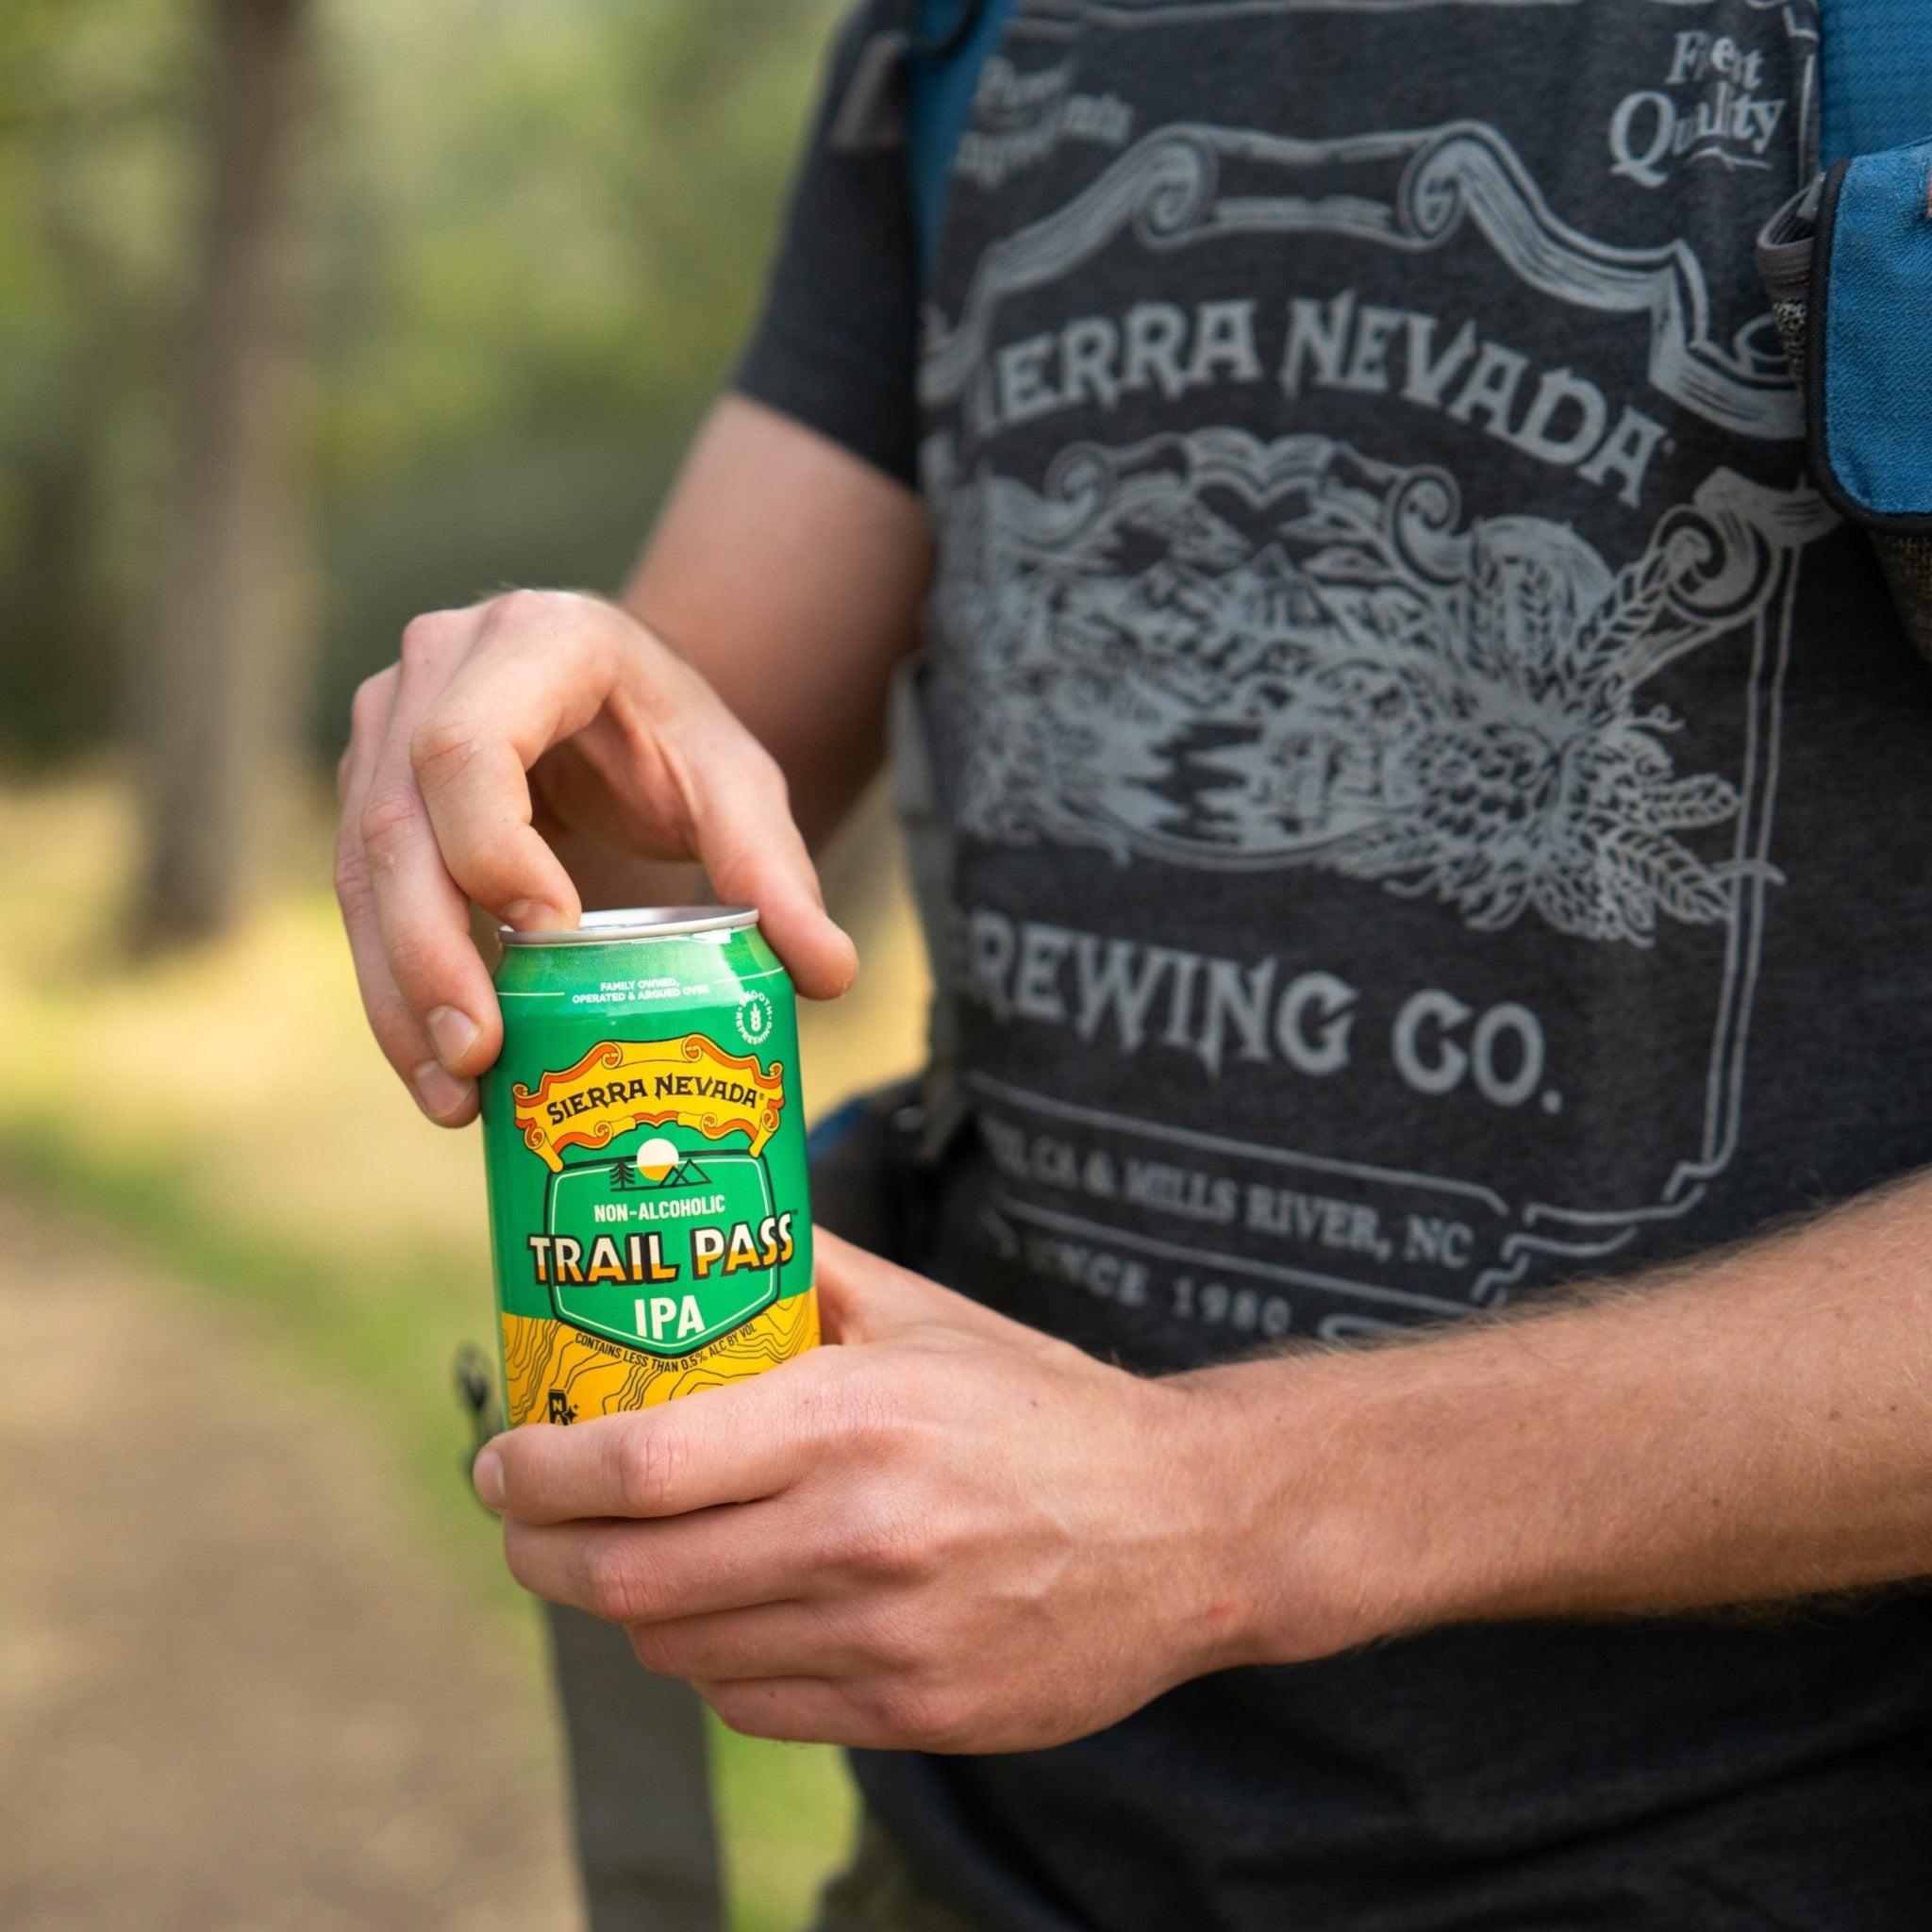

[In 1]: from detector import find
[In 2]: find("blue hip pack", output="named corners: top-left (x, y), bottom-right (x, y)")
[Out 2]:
top-left (1759, 2), bottom-right (1932, 658)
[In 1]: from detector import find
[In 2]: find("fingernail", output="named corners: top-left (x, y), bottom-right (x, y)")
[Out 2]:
top-left (503, 899), bottom-right (570, 932)
top-left (412, 1059), bottom-right (475, 1124)
top-left (426, 1005), bottom-right (480, 1073)
top-left (473, 1447), bottom-right (505, 1509)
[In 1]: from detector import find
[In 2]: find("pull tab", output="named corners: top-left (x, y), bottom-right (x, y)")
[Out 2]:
top-left (453, 1342), bottom-right (502, 1499)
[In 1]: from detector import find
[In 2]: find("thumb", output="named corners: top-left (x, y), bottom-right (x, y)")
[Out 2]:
top-left (813, 1228), bottom-right (992, 1346)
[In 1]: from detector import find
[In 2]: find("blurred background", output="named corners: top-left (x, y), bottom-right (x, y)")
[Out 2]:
top-left (0, 2), bottom-right (928, 1926)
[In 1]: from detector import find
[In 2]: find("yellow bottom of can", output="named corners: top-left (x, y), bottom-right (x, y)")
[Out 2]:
top-left (500, 1290), bottom-right (820, 1426)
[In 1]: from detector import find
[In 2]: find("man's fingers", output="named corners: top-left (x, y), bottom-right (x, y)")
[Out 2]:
top-left (406, 588), bottom-right (850, 998)
top-left (361, 770), bottom-right (501, 1088)
top-left (500, 1498), bottom-right (817, 1623)
top-left (341, 581), bottom-right (856, 1129)
top-left (682, 722), bottom-right (857, 1001)
top-left (410, 592), bottom-right (609, 926)
top-left (335, 671), bottom-right (475, 1122)
top-left (359, 609), bottom-right (503, 1090)
top-left (342, 874), bottom-right (475, 1123)
top-left (626, 1601), bottom-right (858, 1684)
top-left (478, 1374), bottom-right (819, 1525)
top-left (422, 601), bottom-right (854, 996)
top-left (694, 1676), bottom-right (884, 1748)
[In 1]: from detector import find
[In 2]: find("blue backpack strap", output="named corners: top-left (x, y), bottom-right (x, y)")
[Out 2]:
top-left (1821, 0), bottom-right (1932, 168)
top-left (904, 0), bottom-right (1021, 280)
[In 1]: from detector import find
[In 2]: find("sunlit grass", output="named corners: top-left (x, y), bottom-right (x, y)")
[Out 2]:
top-left (0, 772), bottom-right (926, 1932)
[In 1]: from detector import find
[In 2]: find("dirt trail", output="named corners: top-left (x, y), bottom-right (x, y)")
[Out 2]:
top-left (0, 1187), bottom-right (580, 1931)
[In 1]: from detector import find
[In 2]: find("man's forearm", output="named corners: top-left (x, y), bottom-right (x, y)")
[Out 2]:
top-left (1191, 1173), bottom-right (1932, 1665)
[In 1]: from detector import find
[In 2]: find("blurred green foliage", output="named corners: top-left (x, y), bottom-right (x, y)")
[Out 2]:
top-left (0, 0), bottom-right (842, 760)
top-left (3, 14), bottom-right (871, 1923)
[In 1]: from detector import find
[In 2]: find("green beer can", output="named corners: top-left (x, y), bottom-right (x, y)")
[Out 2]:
top-left (480, 907), bottom-right (818, 1427)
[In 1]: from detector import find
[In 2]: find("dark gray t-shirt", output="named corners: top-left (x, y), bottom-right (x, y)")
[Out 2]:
top-left (740, 4), bottom-right (1932, 1926)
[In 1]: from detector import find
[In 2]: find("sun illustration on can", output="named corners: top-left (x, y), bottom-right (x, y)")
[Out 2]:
top-left (633, 1136), bottom-right (681, 1183)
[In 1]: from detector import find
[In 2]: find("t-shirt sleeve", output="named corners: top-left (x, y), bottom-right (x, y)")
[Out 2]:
top-left (733, 2), bottom-right (920, 489)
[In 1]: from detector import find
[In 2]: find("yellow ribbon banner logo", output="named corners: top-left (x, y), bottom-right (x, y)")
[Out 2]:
top-left (512, 1035), bottom-right (784, 1174)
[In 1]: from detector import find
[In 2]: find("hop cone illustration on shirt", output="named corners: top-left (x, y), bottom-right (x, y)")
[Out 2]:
top-left (1328, 525), bottom-right (1756, 943)
top-left (934, 433), bottom-right (1784, 946)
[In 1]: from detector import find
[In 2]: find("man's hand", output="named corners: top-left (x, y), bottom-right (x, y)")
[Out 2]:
top-left (332, 394), bottom-right (931, 1128)
top-left (473, 1232), bottom-right (1283, 1753)
top-left (332, 588), bottom-right (857, 1126)
top-left (477, 1174), bottom-right (1932, 1751)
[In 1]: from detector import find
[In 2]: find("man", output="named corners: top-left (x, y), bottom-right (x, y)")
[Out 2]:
top-left (333, 3), bottom-right (1932, 1925)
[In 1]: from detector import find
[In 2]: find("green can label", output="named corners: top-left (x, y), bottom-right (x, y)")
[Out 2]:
top-left (481, 918), bottom-right (817, 1425)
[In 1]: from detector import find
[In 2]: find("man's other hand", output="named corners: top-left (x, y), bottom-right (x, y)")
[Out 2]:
top-left (471, 1231), bottom-right (1287, 1754)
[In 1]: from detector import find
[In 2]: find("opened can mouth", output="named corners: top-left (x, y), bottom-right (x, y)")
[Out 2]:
top-left (496, 905), bottom-right (758, 946)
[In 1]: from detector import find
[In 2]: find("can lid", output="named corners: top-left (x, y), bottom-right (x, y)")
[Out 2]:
top-left (498, 905), bottom-right (759, 947)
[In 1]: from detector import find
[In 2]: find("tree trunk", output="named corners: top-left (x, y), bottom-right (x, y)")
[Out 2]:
top-left (134, 0), bottom-right (312, 945)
